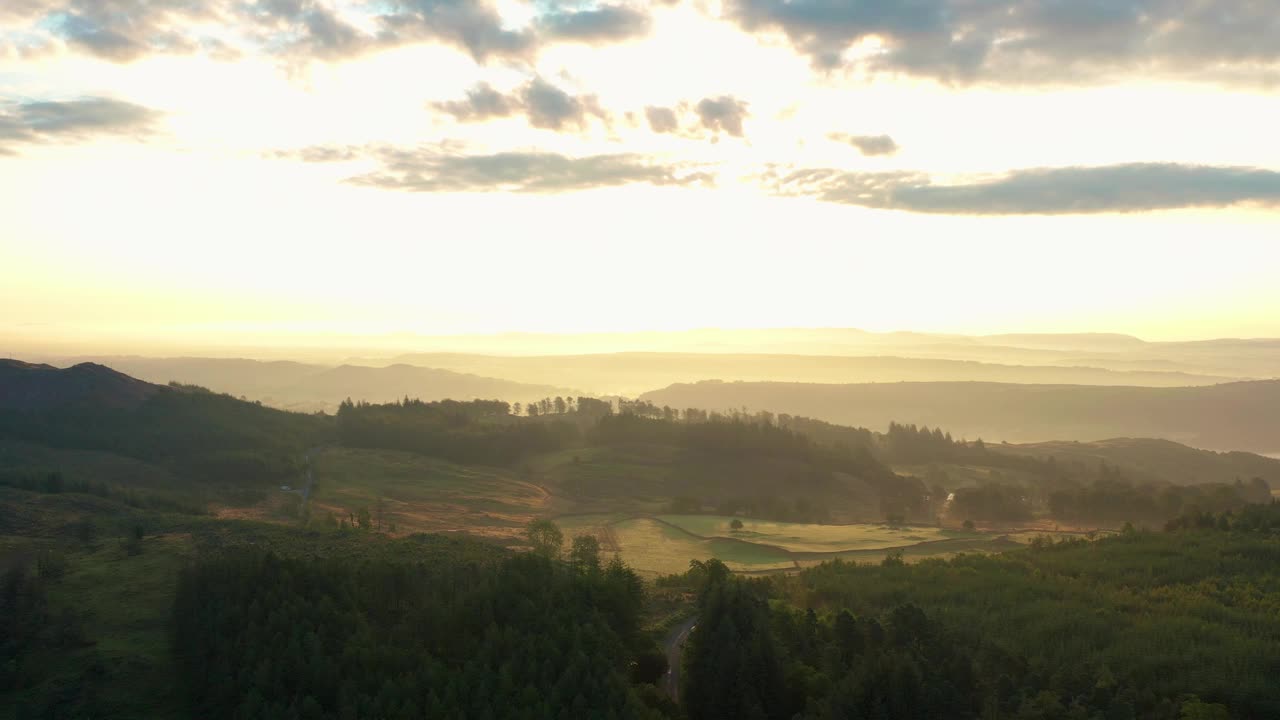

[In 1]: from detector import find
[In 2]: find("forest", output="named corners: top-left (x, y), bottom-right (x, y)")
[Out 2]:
top-left (171, 544), bottom-right (669, 719)
top-left (676, 503), bottom-right (1280, 720)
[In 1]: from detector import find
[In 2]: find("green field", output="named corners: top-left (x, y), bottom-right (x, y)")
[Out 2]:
top-left (657, 514), bottom-right (955, 552)
top-left (556, 514), bottom-right (795, 575)
top-left (0, 490), bottom-right (192, 719)
top-left (311, 448), bottom-right (549, 539)
top-left (551, 513), bottom-right (1013, 576)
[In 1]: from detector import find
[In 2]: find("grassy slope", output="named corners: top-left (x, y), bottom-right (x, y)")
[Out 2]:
top-left (0, 437), bottom-right (182, 492)
top-left (0, 487), bottom-right (189, 719)
top-left (528, 443), bottom-right (881, 522)
top-left (309, 447), bottom-right (549, 539)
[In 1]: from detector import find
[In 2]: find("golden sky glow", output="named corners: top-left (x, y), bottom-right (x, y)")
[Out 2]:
top-left (2, 0), bottom-right (1279, 349)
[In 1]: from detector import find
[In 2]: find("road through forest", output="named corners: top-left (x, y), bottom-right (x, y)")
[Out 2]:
top-left (662, 615), bottom-right (698, 703)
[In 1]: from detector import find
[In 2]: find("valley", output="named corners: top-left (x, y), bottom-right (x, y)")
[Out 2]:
top-left (3, 354), bottom-right (1280, 719)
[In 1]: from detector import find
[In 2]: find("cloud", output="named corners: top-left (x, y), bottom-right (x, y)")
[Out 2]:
top-left (829, 133), bottom-right (898, 156)
top-left (0, 97), bottom-right (162, 153)
top-left (434, 82), bottom-right (518, 121)
top-left (0, 1), bottom-right (47, 22)
top-left (768, 163), bottom-right (1280, 215)
top-left (723, 0), bottom-right (1280, 85)
top-left (39, 0), bottom-right (225, 62)
top-left (522, 77), bottom-right (599, 130)
top-left (644, 105), bottom-right (679, 133)
top-left (376, 0), bottom-right (535, 62)
top-left (287, 144), bottom-right (713, 193)
top-left (695, 96), bottom-right (747, 137)
top-left (538, 5), bottom-right (651, 43)
top-left (434, 77), bottom-right (606, 131)
top-left (13, 0), bottom-right (1278, 87)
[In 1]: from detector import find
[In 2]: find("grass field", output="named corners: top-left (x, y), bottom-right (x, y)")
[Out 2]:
top-left (551, 512), bottom-right (1017, 576)
top-left (657, 515), bottom-right (956, 552)
top-left (311, 447), bottom-right (549, 539)
top-left (556, 514), bottom-right (795, 575)
top-left (0, 500), bottom-right (193, 719)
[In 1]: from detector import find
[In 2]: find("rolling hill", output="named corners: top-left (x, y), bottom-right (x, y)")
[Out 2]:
top-left (992, 438), bottom-right (1280, 487)
top-left (0, 359), bottom-right (325, 489)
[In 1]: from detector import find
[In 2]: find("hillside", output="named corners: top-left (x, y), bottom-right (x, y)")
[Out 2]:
top-left (640, 379), bottom-right (1280, 454)
top-left (383, 351), bottom-right (1233, 396)
top-left (0, 360), bottom-right (158, 411)
top-left (0, 360), bottom-right (326, 490)
top-left (994, 437), bottom-right (1280, 487)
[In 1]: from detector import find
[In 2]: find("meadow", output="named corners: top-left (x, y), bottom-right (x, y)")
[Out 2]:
top-left (554, 512), bottom-right (1017, 576)
top-left (657, 514), bottom-right (956, 552)
top-left (309, 447), bottom-right (548, 539)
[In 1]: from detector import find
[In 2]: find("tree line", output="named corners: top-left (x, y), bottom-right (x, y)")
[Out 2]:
top-left (946, 473), bottom-right (1271, 526)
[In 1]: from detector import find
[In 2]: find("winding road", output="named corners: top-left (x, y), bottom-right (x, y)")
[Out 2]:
top-left (662, 615), bottom-right (698, 703)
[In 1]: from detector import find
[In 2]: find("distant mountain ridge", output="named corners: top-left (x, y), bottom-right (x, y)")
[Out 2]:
top-left (640, 379), bottom-right (1280, 455)
top-left (381, 351), bottom-right (1239, 396)
top-left (44, 356), bottom-right (579, 412)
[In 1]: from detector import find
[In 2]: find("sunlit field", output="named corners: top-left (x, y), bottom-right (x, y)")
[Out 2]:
top-left (657, 514), bottom-right (958, 552)
top-left (554, 513), bottom-right (1020, 576)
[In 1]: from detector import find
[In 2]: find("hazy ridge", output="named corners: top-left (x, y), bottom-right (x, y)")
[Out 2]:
top-left (640, 379), bottom-right (1280, 455)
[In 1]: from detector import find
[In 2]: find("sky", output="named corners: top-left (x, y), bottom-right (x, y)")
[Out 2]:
top-left (2, 0), bottom-right (1279, 350)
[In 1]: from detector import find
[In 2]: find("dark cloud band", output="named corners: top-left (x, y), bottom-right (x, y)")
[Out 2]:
top-left (11, 0), bottom-right (653, 65)
top-left (0, 97), bottom-right (161, 153)
top-left (286, 144), bottom-right (713, 193)
top-left (725, 0), bottom-right (1280, 85)
top-left (769, 163), bottom-right (1280, 215)
top-left (537, 5), bottom-right (650, 43)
